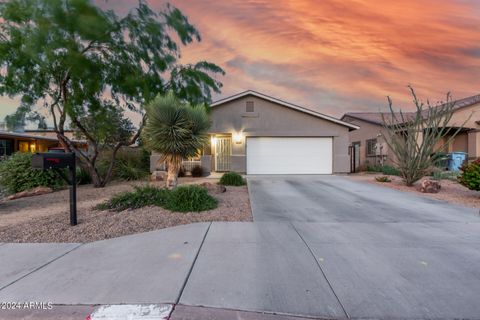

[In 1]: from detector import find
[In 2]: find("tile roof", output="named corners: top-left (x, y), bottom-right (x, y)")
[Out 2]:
top-left (343, 93), bottom-right (480, 126)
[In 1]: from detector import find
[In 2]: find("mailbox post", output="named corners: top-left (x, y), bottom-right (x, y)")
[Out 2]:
top-left (32, 152), bottom-right (77, 226)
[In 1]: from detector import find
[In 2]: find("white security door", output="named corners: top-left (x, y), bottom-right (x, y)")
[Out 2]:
top-left (214, 137), bottom-right (232, 172)
top-left (246, 137), bottom-right (333, 174)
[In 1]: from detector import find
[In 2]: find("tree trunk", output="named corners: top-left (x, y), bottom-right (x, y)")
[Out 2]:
top-left (166, 160), bottom-right (180, 189)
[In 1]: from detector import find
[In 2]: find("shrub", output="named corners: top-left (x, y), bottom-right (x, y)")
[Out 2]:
top-left (165, 185), bottom-right (217, 212)
top-left (366, 165), bottom-right (400, 176)
top-left (96, 184), bottom-right (218, 213)
top-left (178, 167), bottom-right (186, 177)
top-left (191, 165), bottom-right (203, 177)
top-left (0, 152), bottom-right (66, 194)
top-left (219, 172), bottom-right (245, 186)
top-left (76, 166), bottom-right (92, 185)
top-left (95, 185), bottom-right (170, 212)
top-left (431, 171), bottom-right (459, 181)
top-left (96, 147), bottom-right (150, 182)
top-left (375, 175), bottom-right (391, 183)
top-left (458, 160), bottom-right (480, 191)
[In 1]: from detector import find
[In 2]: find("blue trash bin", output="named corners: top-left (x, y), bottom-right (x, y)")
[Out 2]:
top-left (447, 152), bottom-right (467, 171)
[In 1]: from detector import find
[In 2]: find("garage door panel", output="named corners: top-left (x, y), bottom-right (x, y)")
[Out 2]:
top-left (247, 137), bottom-right (332, 174)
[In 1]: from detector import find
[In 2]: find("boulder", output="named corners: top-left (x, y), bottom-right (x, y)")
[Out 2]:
top-left (151, 170), bottom-right (167, 182)
top-left (6, 186), bottom-right (53, 200)
top-left (417, 179), bottom-right (441, 193)
top-left (200, 182), bottom-right (226, 194)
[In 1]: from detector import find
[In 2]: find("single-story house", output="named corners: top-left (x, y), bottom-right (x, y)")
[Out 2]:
top-left (0, 130), bottom-right (88, 158)
top-left (341, 93), bottom-right (480, 171)
top-left (0, 131), bottom-right (61, 157)
top-left (151, 90), bottom-right (359, 175)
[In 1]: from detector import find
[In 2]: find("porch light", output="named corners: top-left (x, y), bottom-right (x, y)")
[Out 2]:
top-left (211, 136), bottom-right (217, 144)
top-left (233, 132), bottom-right (243, 144)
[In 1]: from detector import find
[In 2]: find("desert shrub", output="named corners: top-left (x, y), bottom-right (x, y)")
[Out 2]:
top-left (432, 171), bottom-right (459, 181)
top-left (96, 185), bottom-right (170, 212)
top-left (366, 165), bottom-right (400, 176)
top-left (164, 185), bottom-right (217, 212)
top-left (191, 165), bottom-right (203, 177)
top-left (0, 152), bottom-right (66, 194)
top-left (458, 160), bottom-right (480, 191)
top-left (219, 172), bottom-right (245, 186)
top-left (375, 175), bottom-right (391, 183)
top-left (76, 166), bottom-right (92, 185)
top-left (97, 147), bottom-right (150, 181)
top-left (96, 184), bottom-right (217, 212)
top-left (178, 166), bottom-right (186, 177)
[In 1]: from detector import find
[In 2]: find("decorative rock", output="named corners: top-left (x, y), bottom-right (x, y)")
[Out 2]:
top-left (6, 186), bottom-right (53, 200)
top-left (417, 179), bottom-right (441, 193)
top-left (150, 170), bottom-right (167, 182)
top-left (200, 182), bottom-right (227, 194)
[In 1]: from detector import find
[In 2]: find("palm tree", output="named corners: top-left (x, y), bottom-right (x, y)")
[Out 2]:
top-left (142, 92), bottom-right (210, 188)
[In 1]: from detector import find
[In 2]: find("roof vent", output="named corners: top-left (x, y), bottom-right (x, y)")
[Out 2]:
top-left (246, 101), bottom-right (254, 112)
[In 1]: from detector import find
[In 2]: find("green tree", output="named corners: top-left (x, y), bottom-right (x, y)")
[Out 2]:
top-left (381, 86), bottom-right (468, 186)
top-left (142, 92), bottom-right (210, 189)
top-left (0, 0), bottom-right (224, 187)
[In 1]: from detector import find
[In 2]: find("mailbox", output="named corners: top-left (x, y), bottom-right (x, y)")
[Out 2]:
top-left (32, 152), bottom-right (75, 169)
top-left (31, 152), bottom-right (77, 226)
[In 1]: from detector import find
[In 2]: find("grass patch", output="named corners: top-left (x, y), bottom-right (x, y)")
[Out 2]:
top-left (96, 184), bottom-right (217, 213)
top-left (219, 172), bottom-right (245, 186)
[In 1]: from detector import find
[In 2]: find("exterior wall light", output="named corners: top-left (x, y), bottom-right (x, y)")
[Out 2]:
top-left (233, 132), bottom-right (243, 144)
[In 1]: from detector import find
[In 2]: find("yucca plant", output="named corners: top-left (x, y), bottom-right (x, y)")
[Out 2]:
top-left (142, 92), bottom-right (210, 188)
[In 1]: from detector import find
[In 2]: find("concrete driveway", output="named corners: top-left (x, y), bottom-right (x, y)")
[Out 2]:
top-left (1, 175), bottom-right (480, 319)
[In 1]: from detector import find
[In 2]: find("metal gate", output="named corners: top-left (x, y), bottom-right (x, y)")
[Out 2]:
top-left (215, 137), bottom-right (231, 172)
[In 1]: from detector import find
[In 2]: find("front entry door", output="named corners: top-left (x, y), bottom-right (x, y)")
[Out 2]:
top-left (215, 137), bottom-right (231, 172)
top-left (353, 142), bottom-right (360, 172)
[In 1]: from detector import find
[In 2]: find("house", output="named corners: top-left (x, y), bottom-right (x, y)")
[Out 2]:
top-left (0, 131), bottom-right (61, 157)
top-left (151, 90), bottom-right (359, 175)
top-left (341, 93), bottom-right (480, 170)
top-left (0, 130), bottom-right (88, 158)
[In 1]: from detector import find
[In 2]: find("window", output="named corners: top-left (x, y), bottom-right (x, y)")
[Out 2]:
top-left (0, 139), bottom-right (13, 157)
top-left (366, 138), bottom-right (377, 156)
top-left (246, 101), bottom-right (254, 112)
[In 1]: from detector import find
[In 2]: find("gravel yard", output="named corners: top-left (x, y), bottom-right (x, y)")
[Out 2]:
top-left (0, 178), bottom-right (252, 243)
top-left (348, 173), bottom-right (480, 208)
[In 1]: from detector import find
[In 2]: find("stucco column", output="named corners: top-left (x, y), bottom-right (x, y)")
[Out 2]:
top-left (467, 130), bottom-right (480, 159)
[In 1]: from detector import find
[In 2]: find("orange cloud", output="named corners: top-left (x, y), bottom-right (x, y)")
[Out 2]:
top-left (2, 0), bottom-right (479, 122)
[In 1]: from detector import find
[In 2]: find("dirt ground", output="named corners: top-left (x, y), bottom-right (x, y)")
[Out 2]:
top-left (0, 178), bottom-right (252, 243)
top-left (348, 173), bottom-right (480, 208)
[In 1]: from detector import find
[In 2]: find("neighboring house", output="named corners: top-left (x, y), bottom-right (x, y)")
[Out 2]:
top-left (0, 131), bottom-right (61, 157)
top-left (341, 93), bottom-right (480, 170)
top-left (0, 130), bottom-right (88, 158)
top-left (151, 90), bottom-right (358, 175)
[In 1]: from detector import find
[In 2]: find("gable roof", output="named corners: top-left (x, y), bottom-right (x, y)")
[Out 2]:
top-left (211, 90), bottom-right (359, 130)
top-left (342, 92), bottom-right (480, 126)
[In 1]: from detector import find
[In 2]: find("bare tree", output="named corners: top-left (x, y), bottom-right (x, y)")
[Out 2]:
top-left (381, 86), bottom-right (468, 186)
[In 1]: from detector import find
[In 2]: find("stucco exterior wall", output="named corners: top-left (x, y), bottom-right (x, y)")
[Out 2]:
top-left (210, 96), bottom-right (352, 173)
top-left (341, 116), bottom-right (391, 168)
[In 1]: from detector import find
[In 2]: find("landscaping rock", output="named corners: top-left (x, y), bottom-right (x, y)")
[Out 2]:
top-left (417, 179), bottom-right (441, 193)
top-left (151, 170), bottom-right (167, 182)
top-left (6, 186), bottom-right (53, 201)
top-left (200, 182), bottom-right (227, 194)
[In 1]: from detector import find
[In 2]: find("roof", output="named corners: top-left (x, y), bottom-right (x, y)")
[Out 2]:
top-left (342, 93), bottom-right (480, 126)
top-left (0, 131), bottom-right (60, 141)
top-left (211, 90), bottom-right (359, 130)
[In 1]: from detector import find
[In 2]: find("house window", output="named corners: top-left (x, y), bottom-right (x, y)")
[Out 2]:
top-left (246, 101), bottom-right (254, 112)
top-left (366, 138), bottom-right (377, 156)
top-left (0, 139), bottom-right (13, 157)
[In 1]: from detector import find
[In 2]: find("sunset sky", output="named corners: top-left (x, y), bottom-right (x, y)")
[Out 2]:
top-left (1, 0), bottom-right (480, 123)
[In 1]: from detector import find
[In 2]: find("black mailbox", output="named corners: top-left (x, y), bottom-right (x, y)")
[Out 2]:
top-left (31, 152), bottom-right (77, 226)
top-left (32, 152), bottom-right (75, 169)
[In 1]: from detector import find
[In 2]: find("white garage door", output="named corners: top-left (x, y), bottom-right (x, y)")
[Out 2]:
top-left (246, 137), bottom-right (333, 174)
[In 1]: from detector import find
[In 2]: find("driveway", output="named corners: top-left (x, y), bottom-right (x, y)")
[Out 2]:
top-left (1, 176), bottom-right (480, 319)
